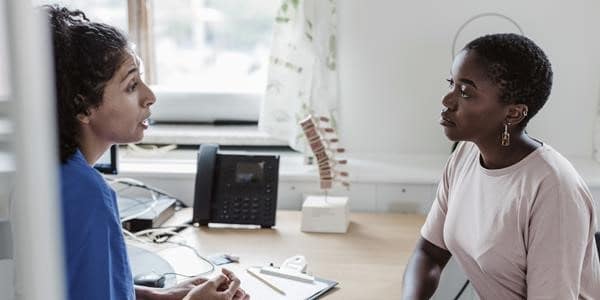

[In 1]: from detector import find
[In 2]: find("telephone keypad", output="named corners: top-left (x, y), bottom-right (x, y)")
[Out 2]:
top-left (212, 193), bottom-right (276, 227)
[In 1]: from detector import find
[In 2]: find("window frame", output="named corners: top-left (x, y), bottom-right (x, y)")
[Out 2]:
top-left (127, 0), bottom-right (156, 84)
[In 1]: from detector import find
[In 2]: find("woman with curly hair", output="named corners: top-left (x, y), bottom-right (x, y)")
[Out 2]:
top-left (45, 5), bottom-right (248, 300)
top-left (402, 33), bottom-right (600, 299)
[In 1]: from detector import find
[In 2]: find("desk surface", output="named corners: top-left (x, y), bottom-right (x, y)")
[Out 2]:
top-left (162, 209), bottom-right (425, 299)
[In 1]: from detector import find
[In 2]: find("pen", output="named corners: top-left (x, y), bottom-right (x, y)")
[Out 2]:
top-left (247, 268), bottom-right (286, 295)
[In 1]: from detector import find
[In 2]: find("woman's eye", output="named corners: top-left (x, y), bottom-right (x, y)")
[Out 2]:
top-left (446, 78), bottom-right (470, 98)
top-left (127, 81), bottom-right (138, 92)
top-left (460, 86), bottom-right (470, 99)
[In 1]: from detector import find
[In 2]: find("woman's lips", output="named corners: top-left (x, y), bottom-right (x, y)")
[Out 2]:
top-left (439, 114), bottom-right (456, 127)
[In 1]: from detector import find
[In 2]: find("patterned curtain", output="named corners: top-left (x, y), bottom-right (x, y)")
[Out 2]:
top-left (259, 0), bottom-right (339, 152)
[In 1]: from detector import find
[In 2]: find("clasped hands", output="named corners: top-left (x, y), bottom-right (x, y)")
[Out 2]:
top-left (141, 268), bottom-right (249, 300)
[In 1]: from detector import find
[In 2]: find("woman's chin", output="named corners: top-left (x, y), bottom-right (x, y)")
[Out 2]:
top-left (133, 133), bottom-right (144, 143)
top-left (133, 126), bottom-right (146, 141)
top-left (442, 128), bottom-right (461, 142)
top-left (117, 131), bottom-right (144, 144)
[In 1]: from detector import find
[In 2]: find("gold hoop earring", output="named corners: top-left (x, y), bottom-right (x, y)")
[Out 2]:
top-left (501, 122), bottom-right (510, 146)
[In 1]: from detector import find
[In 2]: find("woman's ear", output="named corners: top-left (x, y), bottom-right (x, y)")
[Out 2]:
top-left (76, 107), bottom-right (96, 125)
top-left (74, 94), bottom-right (93, 125)
top-left (76, 112), bottom-right (91, 124)
top-left (506, 104), bottom-right (528, 126)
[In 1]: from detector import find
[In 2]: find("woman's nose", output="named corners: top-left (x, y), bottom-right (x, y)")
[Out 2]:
top-left (143, 84), bottom-right (156, 107)
top-left (441, 92), bottom-right (456, 111)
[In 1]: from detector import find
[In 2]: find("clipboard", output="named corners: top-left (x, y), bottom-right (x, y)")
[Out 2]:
top-left (241, 266), bottom-right (338, 300)
top-left (306, 277), bottom-right (338, 300)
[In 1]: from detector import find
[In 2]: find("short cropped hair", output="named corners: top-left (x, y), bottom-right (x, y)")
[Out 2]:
top-left (464, 33), bottom-right (553, 127)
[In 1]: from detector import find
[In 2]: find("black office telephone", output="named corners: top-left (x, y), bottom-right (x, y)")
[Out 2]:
top-left (192, 144), bottom-right (280, 227)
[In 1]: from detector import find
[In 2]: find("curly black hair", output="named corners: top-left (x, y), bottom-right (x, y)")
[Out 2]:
top-left (464, 33), bottom-right (553, 127)
top-left (44, 5), bottom-right (129, 163)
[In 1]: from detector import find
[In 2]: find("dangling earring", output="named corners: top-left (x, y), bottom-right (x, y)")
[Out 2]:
top-left (501, 122), bottom-right (511, 146)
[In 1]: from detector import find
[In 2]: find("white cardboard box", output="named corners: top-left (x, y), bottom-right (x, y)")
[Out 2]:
top-left (301, 195), bottom-right (349, 233)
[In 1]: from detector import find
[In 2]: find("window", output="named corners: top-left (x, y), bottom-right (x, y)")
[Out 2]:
top-left (151, 0), bottom-right (277, 93)
top-left (33, 0), bottom-right (281, 135)
top-left (146, 0), bottom-right (279, 126)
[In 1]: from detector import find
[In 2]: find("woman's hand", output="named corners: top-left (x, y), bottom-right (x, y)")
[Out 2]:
top-left (136, 276), bottom-right (211, 300)
top-left (183, 268), bottom-right (249, 300)
top-left (156, 276), bottom-right (210, 300)
top-left (136, 268), bottom-right (248, 300)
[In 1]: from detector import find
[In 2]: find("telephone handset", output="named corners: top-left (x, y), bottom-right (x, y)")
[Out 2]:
top-left (192, 144), bottom-right (280, 227)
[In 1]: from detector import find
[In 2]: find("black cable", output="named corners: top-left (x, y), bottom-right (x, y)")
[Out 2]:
top-left (453, 280), bottom-right (470, 300)
top-left (150, 225), bottom-right (191, 243)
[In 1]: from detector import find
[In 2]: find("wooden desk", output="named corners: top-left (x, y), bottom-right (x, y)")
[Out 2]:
top-left (163, 209), bottom-right (425, 299)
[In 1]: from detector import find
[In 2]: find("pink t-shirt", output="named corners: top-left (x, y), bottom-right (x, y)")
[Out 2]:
top-left (421, 141), bottom-right (600, 299)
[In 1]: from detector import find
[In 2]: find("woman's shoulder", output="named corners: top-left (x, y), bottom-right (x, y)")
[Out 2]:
top-left (528, 144), bottom-right (593, 200)
top-left (529, 144), bottom-right (582, 181)
top-left (60, 151), bottom-right (115, 209)
top-left (61, 151), bottom-right (105, 186)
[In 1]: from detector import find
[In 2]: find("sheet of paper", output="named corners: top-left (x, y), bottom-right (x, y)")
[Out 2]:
top-left (240, 267), bottom-right (331, 300)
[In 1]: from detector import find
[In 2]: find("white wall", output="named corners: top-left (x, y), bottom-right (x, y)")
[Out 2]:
top-left (337, 0), bottom-right (600, 158)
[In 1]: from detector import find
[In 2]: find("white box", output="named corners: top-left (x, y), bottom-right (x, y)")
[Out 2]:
top-left (301, 195), bottom-right (349, 233)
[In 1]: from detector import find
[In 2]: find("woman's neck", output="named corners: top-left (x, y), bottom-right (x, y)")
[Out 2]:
top-left (476, 131), bottom-right (542, 169)
top-left (77, 131), bottom-right (111, 166)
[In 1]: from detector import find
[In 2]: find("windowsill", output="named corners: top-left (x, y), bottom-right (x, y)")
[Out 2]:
top-left (118, 146), bottom-right (450, 184)
top-left (133, 124), bottom-right (447, 184)
top-left (141, 124), bottom-right (288, 146)
top-left (118, 146), bottom-right (600, 187)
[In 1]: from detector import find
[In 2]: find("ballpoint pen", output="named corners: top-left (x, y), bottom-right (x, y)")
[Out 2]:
top-left (247, 268), bottom-right (286, 295)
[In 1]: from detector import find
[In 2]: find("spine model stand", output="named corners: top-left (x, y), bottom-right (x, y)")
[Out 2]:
top-left (299, 115), bottom-right (349, 192)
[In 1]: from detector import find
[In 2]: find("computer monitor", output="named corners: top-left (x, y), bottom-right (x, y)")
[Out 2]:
top-left (94, 144), bottom-right (118, 174)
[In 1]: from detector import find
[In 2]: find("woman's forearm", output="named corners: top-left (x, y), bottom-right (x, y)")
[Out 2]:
top-left (402, 238), bottom-right (451, 300)
top-left (135, 285), bottom-right (162, 300)
top-left (402, 250), bottom-right (445, 299)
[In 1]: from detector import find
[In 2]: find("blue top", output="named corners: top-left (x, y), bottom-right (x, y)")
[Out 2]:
top-left (60, 149), bottom-right (134, 300)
